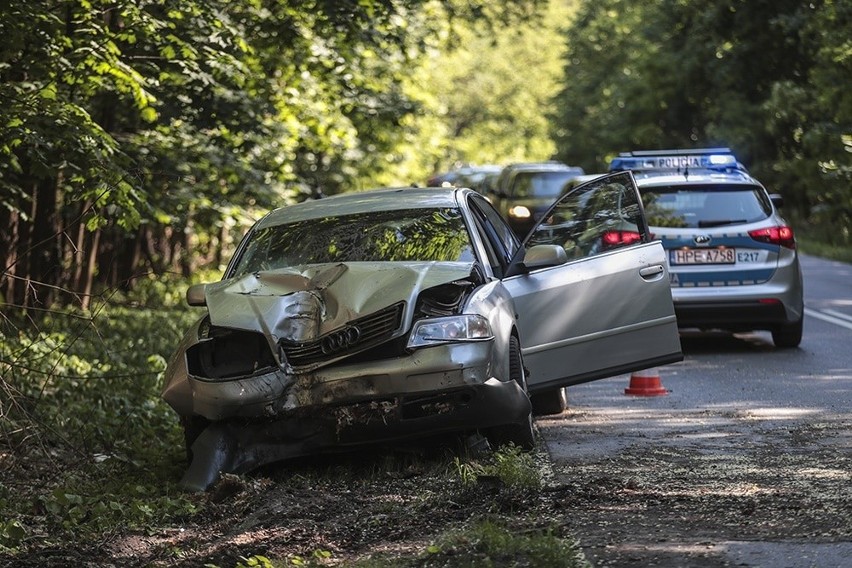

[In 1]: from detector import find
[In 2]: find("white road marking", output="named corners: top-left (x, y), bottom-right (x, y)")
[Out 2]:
top-left (823, 308), bottom-right (852, 324)
top-left (805, 307), bottom-right (852, 331)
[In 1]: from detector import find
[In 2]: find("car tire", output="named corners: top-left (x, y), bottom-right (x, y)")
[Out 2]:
top-left (181, 415), bottom-right (210, 463)
top-left (772, 317), bottom-right (803, 349)
top-left (487, 336), bottom-right (536, 451)
top-left (530, 387), bottom-right (568, 416)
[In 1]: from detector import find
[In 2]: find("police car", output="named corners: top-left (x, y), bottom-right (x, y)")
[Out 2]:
top-left (610, 148), bottom-right (804, 348)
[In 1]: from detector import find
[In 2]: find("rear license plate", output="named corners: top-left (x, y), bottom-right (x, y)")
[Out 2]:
top-left (672, 247), bottom-right (736, 265)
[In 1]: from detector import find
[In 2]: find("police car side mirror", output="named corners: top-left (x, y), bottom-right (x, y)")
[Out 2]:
top-left (769, 193), bottom-right (784, 208)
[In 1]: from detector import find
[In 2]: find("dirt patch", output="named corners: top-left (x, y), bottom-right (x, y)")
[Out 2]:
top-left (538, 410), bottom-right (852, 567)
top-left (2, 440), bottom-right (580, 567)
top-left (2, 411), bottom-right (850, 567)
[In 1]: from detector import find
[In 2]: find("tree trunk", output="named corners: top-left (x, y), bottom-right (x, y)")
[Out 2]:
top-left (25, 175), bottom-right (62, 310)
top-left (69, 200), bottom-right (92, 297)
top-left (1, 209), bottom-right (20, 306)
top-left (79, 226), bottom-right (102, 311)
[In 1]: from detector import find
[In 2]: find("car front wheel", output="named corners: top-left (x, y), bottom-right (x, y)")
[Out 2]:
top-left (487, 336), bottom-right (536, 451)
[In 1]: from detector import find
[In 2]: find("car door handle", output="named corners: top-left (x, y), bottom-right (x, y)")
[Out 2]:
top-left (639, 265), bottom-right (665, 280)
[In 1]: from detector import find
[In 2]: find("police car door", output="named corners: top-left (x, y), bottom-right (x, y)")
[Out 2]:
top-left (503, 171), bottom-right (682, 392)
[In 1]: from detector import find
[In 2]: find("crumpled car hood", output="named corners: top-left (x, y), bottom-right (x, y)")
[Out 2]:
top-left (203, 261), bottom-right (476, 342)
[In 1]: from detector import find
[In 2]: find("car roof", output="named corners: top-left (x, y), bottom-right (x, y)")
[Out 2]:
top-left (258, 187), bottom-right (469, 228)
top-left (633, 169), bottom-right (763, 189)
top-left (503, 161), bottom-right (582, 173)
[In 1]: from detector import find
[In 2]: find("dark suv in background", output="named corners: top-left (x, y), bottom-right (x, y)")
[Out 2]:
top-left (487, 162), bottom-right (585, 238)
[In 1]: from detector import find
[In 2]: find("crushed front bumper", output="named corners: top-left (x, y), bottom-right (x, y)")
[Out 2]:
top-left (169, 341), bottom-right (532, 491)
top-left (181, 376), bottom-right (528, 491)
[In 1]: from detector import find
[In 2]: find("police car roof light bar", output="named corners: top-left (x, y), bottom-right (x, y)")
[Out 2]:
top-left (617, 148), bottom-right (733, 158)
top-left (609, 148), bottom-right (743, 173)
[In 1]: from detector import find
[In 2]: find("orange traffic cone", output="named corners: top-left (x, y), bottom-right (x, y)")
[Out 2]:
top-left (624, 367), bottom-right (668, 396)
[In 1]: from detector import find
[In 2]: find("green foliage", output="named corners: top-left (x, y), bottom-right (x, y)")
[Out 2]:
top-left (795, 235), bottom-right (852, 264)
top-left (37, 474), bottom-right (198, 534)
top-left (342, 517), bottom-right (589, 567)
top-left (426, 519), bottom-right (590, 568)
top-left (0, 286), bottom-right (201, 545)
top-left (236, 555), bottom-right (277, 568)
top-left (361, 0), bottom-right (572, 187)
top-left (552, 0), bottom-right (851, 245)
top-left (1, 0), bottom-right (550, 315)
top-left (455, 444), bottom-right (542, 490)
top-left (0, 519), bottom-right (26, 549)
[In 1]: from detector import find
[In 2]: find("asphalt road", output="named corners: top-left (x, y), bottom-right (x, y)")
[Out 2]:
top-left (540, 254), bottom-right (852, 567)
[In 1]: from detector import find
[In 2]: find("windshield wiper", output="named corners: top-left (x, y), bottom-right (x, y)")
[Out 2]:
top-left (698, 219), bottom-right (747, 228)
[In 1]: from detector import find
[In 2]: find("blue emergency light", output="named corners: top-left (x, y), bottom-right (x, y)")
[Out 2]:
top-left (609, 148), bottom-right (743, 173)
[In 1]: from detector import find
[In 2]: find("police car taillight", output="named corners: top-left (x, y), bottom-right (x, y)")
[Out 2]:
top-left (602, 230), bottom-right (642, 247)
top-left (748, 226), bottom-right (796, 249)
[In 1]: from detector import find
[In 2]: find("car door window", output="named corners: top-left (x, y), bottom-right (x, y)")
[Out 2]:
top-left (525, 171), bottom-right (649, 261)
top-left (469, 196), bottom-right (520, 263)
top-left (468, 210), bottom-right (503, 277)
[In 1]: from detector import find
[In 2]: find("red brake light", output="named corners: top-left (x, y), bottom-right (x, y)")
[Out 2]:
top-left (602, 230), bottom-right (642, 248)
top-left (748, 226), bottom-right (796, 249)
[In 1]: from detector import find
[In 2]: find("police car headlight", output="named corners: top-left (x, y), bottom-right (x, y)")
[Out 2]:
top-left (508, 205), bottom-right (531, 219)
top-left (407, 315), bottom-right (493, 349)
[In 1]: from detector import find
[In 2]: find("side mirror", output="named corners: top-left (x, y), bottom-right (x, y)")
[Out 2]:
top-left (186, 283), bottom-right (208, 307)
top-left (523, 244), bottom-right (568, 270)
top-left (769, 193), bottom-right (784, 208)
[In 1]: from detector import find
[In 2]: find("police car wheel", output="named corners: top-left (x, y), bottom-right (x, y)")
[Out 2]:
top-left (772, 317), bottom-right (803, 349)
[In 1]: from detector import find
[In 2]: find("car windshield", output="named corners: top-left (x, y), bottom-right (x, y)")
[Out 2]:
top-left (231, 207), bottom-right (475, 276)
top-left (641, 184), bottom-right (772, 229)
top-left (511, 171), bottom-right (581, 199)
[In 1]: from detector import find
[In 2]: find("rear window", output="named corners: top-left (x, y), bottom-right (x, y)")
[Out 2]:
top-left (641, 184), bottom-right (772, 228)
top-left (510, 171), bottom-right (582, 199)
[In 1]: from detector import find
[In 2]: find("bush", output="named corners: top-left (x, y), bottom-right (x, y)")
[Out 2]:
top-left (0, 282), bottom-right (202, 546)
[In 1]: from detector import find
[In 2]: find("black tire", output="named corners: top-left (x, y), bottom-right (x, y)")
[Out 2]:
top-left (488, 336), bottom-right (536, 451)
top-left (181, 415), bottom-right (210, 463)
top-left (530, 387), bottom-right (567, 416)
top-left (772, 317), bottom-right (803, 348)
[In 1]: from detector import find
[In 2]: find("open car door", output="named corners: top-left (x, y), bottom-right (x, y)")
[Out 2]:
top-left (502, 171), bottom-right (682, 393)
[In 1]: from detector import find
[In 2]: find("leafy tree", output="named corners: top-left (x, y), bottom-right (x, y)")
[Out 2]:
top-left (360, 0), bottom-right (575, 187)
top-left (0, 0), bottom-right (546, 318)
top-left (552, 0), bottom-right (851, 245)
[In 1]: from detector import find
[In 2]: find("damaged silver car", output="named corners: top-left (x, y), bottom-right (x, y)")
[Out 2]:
top-left (163, 172), bottom-right (683, 490)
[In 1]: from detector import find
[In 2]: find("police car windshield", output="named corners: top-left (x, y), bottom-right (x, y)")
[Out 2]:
top-left (641, 184), bottom-right (772, 229)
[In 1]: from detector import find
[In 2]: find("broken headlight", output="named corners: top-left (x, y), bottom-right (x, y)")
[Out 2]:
top-left (406, 314), bottom-right (493, 349)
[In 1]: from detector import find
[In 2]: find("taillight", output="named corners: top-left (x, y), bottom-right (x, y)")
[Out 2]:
top-left (748, 226), bottom-right (796, 249)
top-left (602, 230), bottom-right (642, 248)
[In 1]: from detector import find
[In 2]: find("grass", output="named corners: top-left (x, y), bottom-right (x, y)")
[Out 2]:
top-left (797, 236), bottom-right (852, 264)
top-left (338, 519), bottom-right (590, 568)
top-left (1, 276), bottom-right (590, 567)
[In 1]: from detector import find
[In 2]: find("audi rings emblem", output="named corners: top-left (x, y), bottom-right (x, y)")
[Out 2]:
top-left (693, 234), bottom-right (712, 245)
top-left (320, 326), bottom-right (362, 354)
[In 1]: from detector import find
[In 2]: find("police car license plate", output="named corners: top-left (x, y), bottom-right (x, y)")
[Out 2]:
top-left (672, 248), bottom-right (736, 265)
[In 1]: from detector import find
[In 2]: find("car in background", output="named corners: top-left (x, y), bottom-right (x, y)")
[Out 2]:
top-left (487, 162), bottom-right (585, 238)
top-left (426, 164), bottom-right (503, 190)
top-left (610, 148), bottom-right (804, 348)
top-left (163, 178), bottom-right (682, 490)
